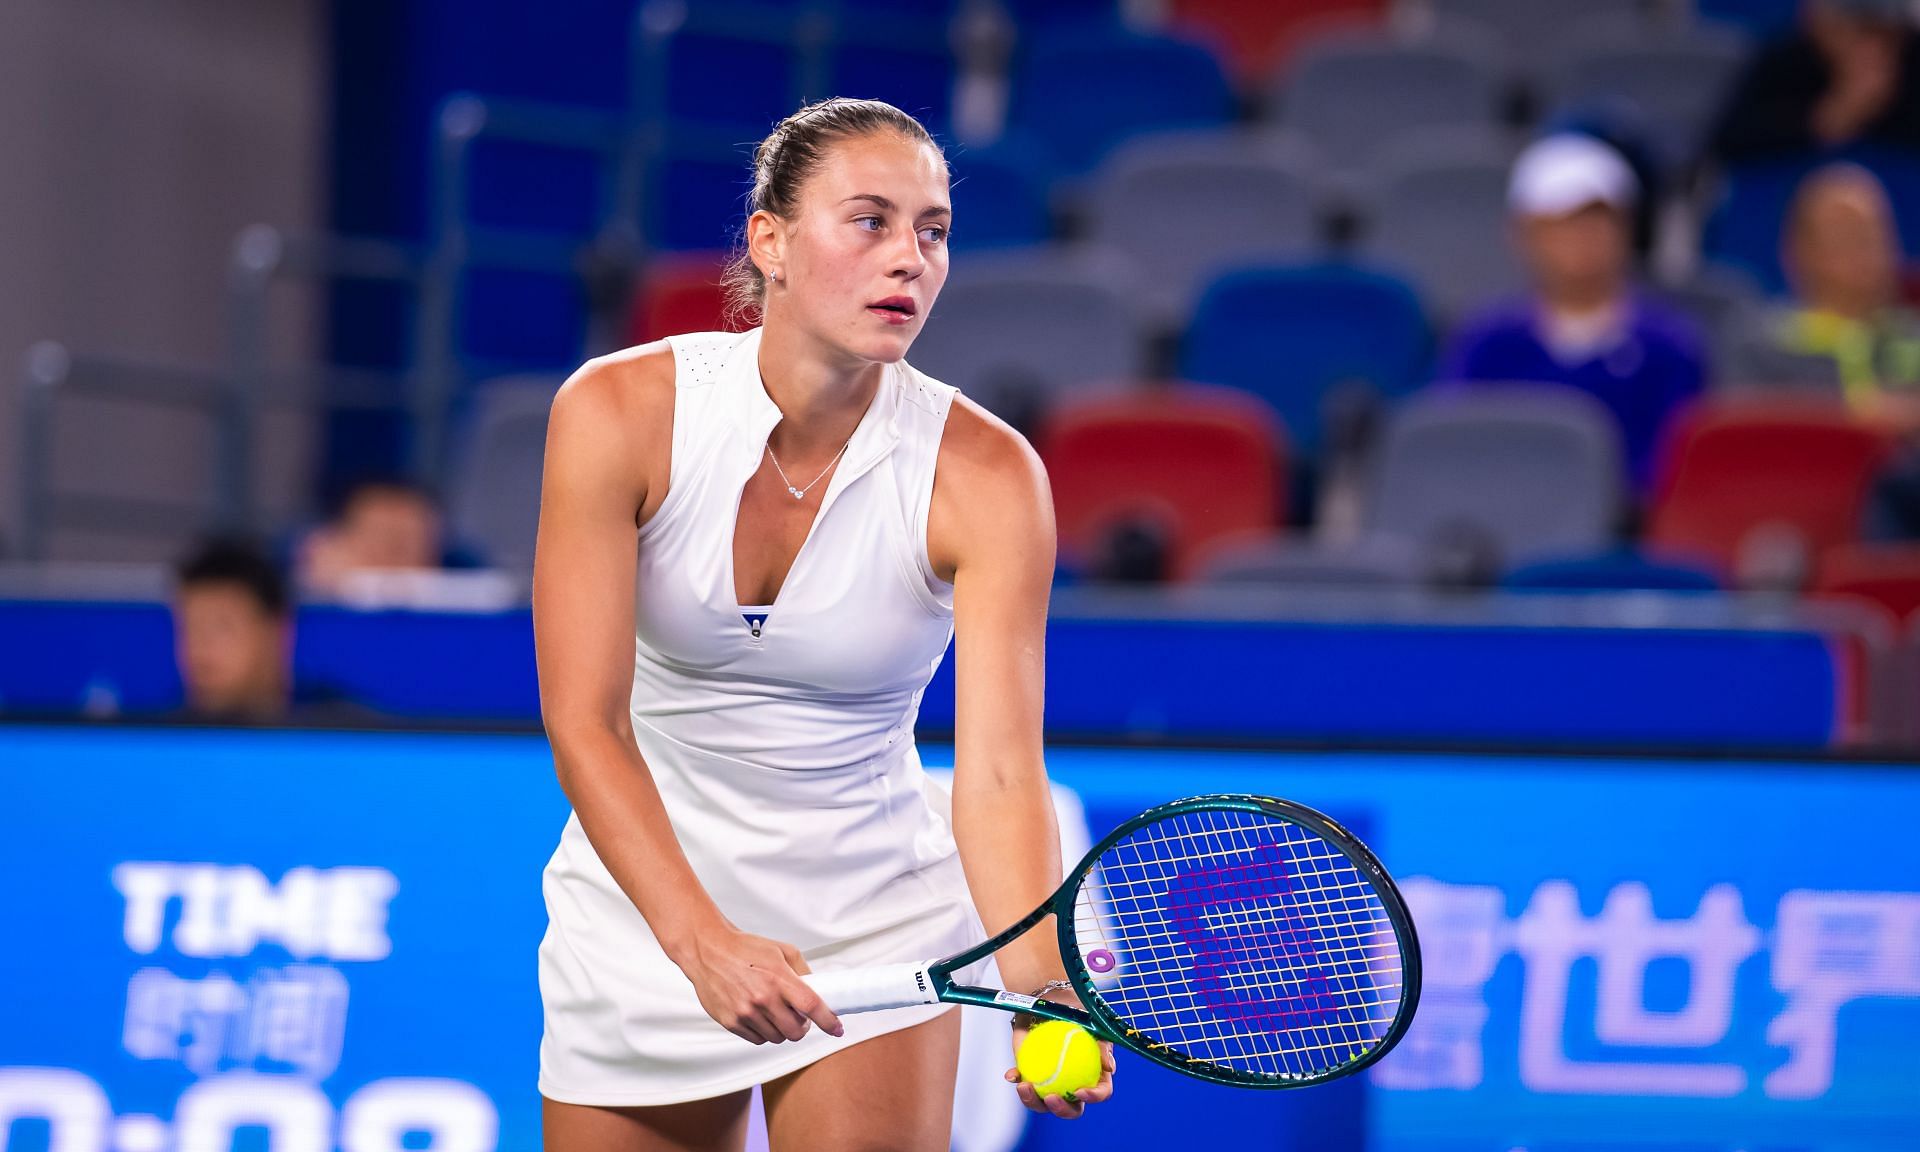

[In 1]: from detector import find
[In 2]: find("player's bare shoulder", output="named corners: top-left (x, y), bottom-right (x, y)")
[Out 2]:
top-left (551, 340), bottom-right (675, 439)
top-left (938, 394), bottom-right (1046, 495)
top-left (929, 393), bottom-right (1056, 581)
top-left (546, 340), bottom-right (677, 523)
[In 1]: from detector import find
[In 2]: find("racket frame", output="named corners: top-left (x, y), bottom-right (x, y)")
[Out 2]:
top-left (923, 793), bottom-right (1422, 1089)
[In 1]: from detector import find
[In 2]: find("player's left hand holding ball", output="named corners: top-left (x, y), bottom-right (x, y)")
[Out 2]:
top-left (1006, 1009), bottom-right (1115, 1118)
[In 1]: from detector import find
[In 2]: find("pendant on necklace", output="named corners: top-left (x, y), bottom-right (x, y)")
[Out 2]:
top-left (788, 486), bottom-right (805, 500)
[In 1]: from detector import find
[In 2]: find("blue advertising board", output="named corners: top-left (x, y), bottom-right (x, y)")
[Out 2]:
top-left (2, 725), bottom-right (1916, 1151)
top-left (0, 599), bottom-right (1848, 748)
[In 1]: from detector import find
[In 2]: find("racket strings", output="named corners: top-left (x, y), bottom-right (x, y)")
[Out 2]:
top-left (1073, 807), bottom-right (1406, 1083)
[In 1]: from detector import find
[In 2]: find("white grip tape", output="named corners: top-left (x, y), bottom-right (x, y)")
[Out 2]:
top-left (803, 962), bottom-right (939, 1014)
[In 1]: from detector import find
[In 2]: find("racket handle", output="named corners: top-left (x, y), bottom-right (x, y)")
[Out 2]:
top-left (804, 962), bottom-right (939, 1014)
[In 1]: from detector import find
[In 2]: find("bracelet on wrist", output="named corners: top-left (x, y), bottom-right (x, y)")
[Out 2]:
top-left (1013, 979), bottom-right (1076, 1028)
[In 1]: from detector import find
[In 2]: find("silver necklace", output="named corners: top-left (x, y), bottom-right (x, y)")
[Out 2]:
top-left (764, 437), bottom-right (852, 500)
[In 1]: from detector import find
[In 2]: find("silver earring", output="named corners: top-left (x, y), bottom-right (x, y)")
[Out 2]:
top-left (768, 269), bottom-right (779, 282)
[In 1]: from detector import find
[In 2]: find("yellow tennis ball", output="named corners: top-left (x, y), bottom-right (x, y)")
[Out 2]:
top-left (1016, 1020), bottom-right (1103, 1098)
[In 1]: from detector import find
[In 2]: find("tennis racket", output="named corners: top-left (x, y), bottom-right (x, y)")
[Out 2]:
top-left (804, 793), bottom-right (1420, 1088)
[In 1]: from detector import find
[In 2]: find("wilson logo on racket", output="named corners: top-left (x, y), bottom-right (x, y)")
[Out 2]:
top-left (1167, 845), bottom-right (1341, 1035)
top-left (803, 795), bottom-right (1421, 1089)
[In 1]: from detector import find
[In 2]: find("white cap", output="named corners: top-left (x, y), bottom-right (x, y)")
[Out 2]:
top-left (1508, 134), bottom-right (1638, 218)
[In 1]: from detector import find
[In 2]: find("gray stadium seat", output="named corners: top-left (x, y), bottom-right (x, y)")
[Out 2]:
top-left (448, 374), bottom-right (562, 571)
top-left (1649, 264), bottom-right (1763, 366)
top-left (1426, 0), bottom-right (1652, 62)
top-left (1197, 531), bottom-right (1423, 587)
top-left (1357, 135), bottom-right (1523, 320)
top-left (1550, 28), bottom-right (1752, 173)
top-left (1368, 386), bottom-right (1624, 570)
top-left (1721, 316), bottom-right (1847, 395)
top-left (1084, 130), bottom-right (1326, 325)
top-left (1274, 32), bottom-right (1507, 171)
top-left (909, 247), bottom-right (1148, 427)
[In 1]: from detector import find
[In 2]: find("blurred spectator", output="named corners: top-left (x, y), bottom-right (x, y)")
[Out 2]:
top-left (1544, 108), bottom-right (1665, 262)
top-left (173, 537), bottom-right (375, 722)
top-left (296, 478), bottom-right (445, 597)
top-left (1441, 135), bottom-right (1708, 494)
top-left (1774, 165), bottom-right (1920, 540)
top-left (1774, 162), bottom-right (1920, 423)
top-left (1712, 0), bottom-right (1920, 164)
top-left (172, 538), bottom-right (296, 721)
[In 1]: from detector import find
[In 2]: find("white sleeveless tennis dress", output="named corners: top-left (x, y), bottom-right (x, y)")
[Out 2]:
top-left (536, 326), bottom-right (990, 1106)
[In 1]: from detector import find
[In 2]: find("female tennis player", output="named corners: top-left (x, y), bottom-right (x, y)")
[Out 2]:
top-left (532, 97), bottom-right (1113, 1151)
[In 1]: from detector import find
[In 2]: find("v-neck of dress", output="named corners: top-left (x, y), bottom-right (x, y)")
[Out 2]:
top-left (724, 361), bottom-right (898, 619)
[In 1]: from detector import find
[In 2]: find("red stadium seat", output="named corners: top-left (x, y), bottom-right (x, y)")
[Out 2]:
top-left (1168, 0), bottom-right (1389, 87)
top-left (628, 252), bottom-right (733, 344)
top-left (1039, 386), bottom-right (1288, 581)
top-left (1815, 543), bottom-right (1920, 622)
top-left (1646, 400), bottom-right (1896, 578)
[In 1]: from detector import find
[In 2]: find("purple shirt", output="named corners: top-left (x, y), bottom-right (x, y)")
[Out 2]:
top-left (1441, 295), bottom-right (1709, 493)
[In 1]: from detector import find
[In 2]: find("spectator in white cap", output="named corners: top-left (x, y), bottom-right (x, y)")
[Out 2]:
top-left (1440, 133), bottom-right (1709, 497)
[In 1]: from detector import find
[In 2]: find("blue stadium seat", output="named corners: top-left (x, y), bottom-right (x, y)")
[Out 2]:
top-left (1008, 26), bottom-right (1237, 180)
top-left (824, 0), bottom-right (974, 24)
top-left (1701, 158), bottom-right (1805, 295)
top-left (827, 26), bottom-right (958, 137)
top-left (1002, 0), bottom-right (1122, 31)
top-left (1503, 549), bottom-right (1721, 593)
top-left (948, 135), bottom-right (1058, 250)
top-left (637, 3), bottom-right (964, 248)
top-left (459, 267), bottom-right (588, 371)
top-left (647, 2), bottom-right (957, 131)
top-left (1695, 0), bottom-right (1800, 39)
top-left (650, 144), bottom-right (757, 253)
top-left (466, 138), bottom-right (605, 238)
top-left (1179, 263), bottom-right (1430, 455)
top-left (655, 26), bottom-right (798, 129)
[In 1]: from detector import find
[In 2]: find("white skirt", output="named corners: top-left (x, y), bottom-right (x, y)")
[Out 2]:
top-left (537, 718), bottom-right (987, 1105)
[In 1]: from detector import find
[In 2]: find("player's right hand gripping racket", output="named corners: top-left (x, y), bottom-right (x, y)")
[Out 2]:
top-left (805, 794), bottom-right (1420, 1088)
